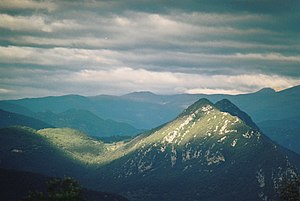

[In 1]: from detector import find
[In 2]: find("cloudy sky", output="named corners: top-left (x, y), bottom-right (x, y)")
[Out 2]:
top-left (0, 0), bottom-right (299, 99)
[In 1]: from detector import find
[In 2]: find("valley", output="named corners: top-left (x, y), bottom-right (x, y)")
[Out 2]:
top-left (1, 94), bottom-right (299, 201)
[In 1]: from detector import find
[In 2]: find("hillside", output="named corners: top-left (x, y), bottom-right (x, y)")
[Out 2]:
top-left (37, 128), bottom-right (109, 164)
top-left (0, 109), bottom-right (53, 129)
top-left (34, 109), bottom-right (143, 137)
top-left (0, 101), bottom-right (35, 117)
top-left (0, 127), bottom-right (88, 177)
top-left (87, 99), bottom-right (298, 201)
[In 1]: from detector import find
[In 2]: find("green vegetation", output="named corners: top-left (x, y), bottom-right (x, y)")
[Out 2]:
top-left (0, 126), bottom-right (87, 177)
top-left (2, 98), bottom-right (260, 169)
top-left (25, 177), bottom-right (84, 201)
top-left (37, 128), bottom-right (108, 164)
top-left (279, 176), bottom-right (300, 201)
top-left (96, 135), bottom-right (133, 143)
top-left (32, 99), bottom-right (262, 166)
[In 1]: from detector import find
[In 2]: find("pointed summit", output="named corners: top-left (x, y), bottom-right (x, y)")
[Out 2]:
top-left (92, 97), bottom-right (298, 201)
top-left (180, 98), bottom-right (215, 117)
top-left (215, 99), bottom-right (259, 130)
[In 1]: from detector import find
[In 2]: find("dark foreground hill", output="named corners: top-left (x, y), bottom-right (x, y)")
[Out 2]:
top-left (0, 168), bottom-right (129, 201)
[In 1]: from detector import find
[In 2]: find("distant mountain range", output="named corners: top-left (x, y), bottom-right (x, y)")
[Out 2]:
top-left (34, 109), bottom-right (143, 137)
top-left (0, 108), bottom-right (142, 138)
top-left (0, 109), bottom-right (53, 130)
top-left (0, 99), bottom-right (298, 201)
top-left (258, 117), bottom-right (300, 155)
top-left (0, 85), bottom-right (299, 154)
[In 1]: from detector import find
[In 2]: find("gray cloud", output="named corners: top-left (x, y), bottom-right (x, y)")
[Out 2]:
top-left (0, 0), bottom-right (57, 11)
top-left (0, 0), bottom-right (299, 99)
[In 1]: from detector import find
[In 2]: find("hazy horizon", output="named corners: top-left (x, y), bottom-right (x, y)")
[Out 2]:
top-left (0, 85), bottom-right (298, 101)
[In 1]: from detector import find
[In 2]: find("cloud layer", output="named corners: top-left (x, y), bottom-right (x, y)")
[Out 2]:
top-left (0, 0), bottom-right (299, 99)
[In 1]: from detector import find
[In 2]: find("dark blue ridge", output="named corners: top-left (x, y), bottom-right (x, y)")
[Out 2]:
top-left (215, 99), bottom-right (260, 131)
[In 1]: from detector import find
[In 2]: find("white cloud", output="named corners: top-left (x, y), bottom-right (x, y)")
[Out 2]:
top-left (232, 53), bottom-right (300, 62)
top-left (0, 3), bottom-right (299, 99)
top-left (0, 88), bottom-right (14, 94)
top-left (172, 11), bottom-right (271, 25)
top-left (1, 46), bottom-right (299, 75)
top-left (66, 68), bottom-right (300, 95)
top-left (8, 35), bottom-right (296, 54)
top-left (0, 0), bottom-right (57, 11)
top-left (0, 46), bottom-right (120, 67)
top-left (185, 88), bottom-right (249, 95)
top-left (1, 67), bottom-right (300, 99)
top-left (0, 14), bottom-right (81, 32)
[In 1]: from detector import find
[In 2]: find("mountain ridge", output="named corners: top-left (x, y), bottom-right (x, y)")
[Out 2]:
top-left (215, 99), bottom-right (259, 131)
top-left (0, 109), bottom-right (54, 130)
top-left (1, 85), bottom-right (299, 129)
top-left (89, 98), bottom-right (298, 201)
top-left (1, 85), bottom-right (299, 154)
top-left (0, 99), bottom-right (299, 201)
top-left (34, 109), bottom-right (143, 137)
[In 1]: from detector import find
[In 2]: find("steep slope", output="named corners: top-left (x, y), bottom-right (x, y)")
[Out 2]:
top-left (37, 128), bottom-right (109, 164)
top-left (35, 109), bottom-right (142, 137)
top-left (0, 109), bottom-right (53, 129)
top-left (89, 99), bottom-right (298, 201)
top-left (215, 99), bottom-right (259, 130)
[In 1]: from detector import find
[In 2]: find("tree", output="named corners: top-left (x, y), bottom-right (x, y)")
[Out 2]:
top-left (279, 176), bottom-right (300, 201)
top-left (25, 177), bottom-right (84, 201)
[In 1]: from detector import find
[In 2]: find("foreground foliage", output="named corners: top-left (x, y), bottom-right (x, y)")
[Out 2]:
top-left (280, 176), bottom-right (300, 201)
top-left (25, 177), bottom-right (84, 201)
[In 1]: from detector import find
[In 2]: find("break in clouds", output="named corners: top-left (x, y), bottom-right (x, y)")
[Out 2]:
top-left (0, 0), bottom-right (300, 99)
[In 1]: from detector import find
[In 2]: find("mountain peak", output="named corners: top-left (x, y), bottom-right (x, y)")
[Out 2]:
top-left (180, 98), bottom-right (215, 117)
top-left (215, 99), bottom-right (259, 130)
top-left (123, 91), bottom-right (157, 97)
top-left (256, 87), bottom-right (276, 94)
